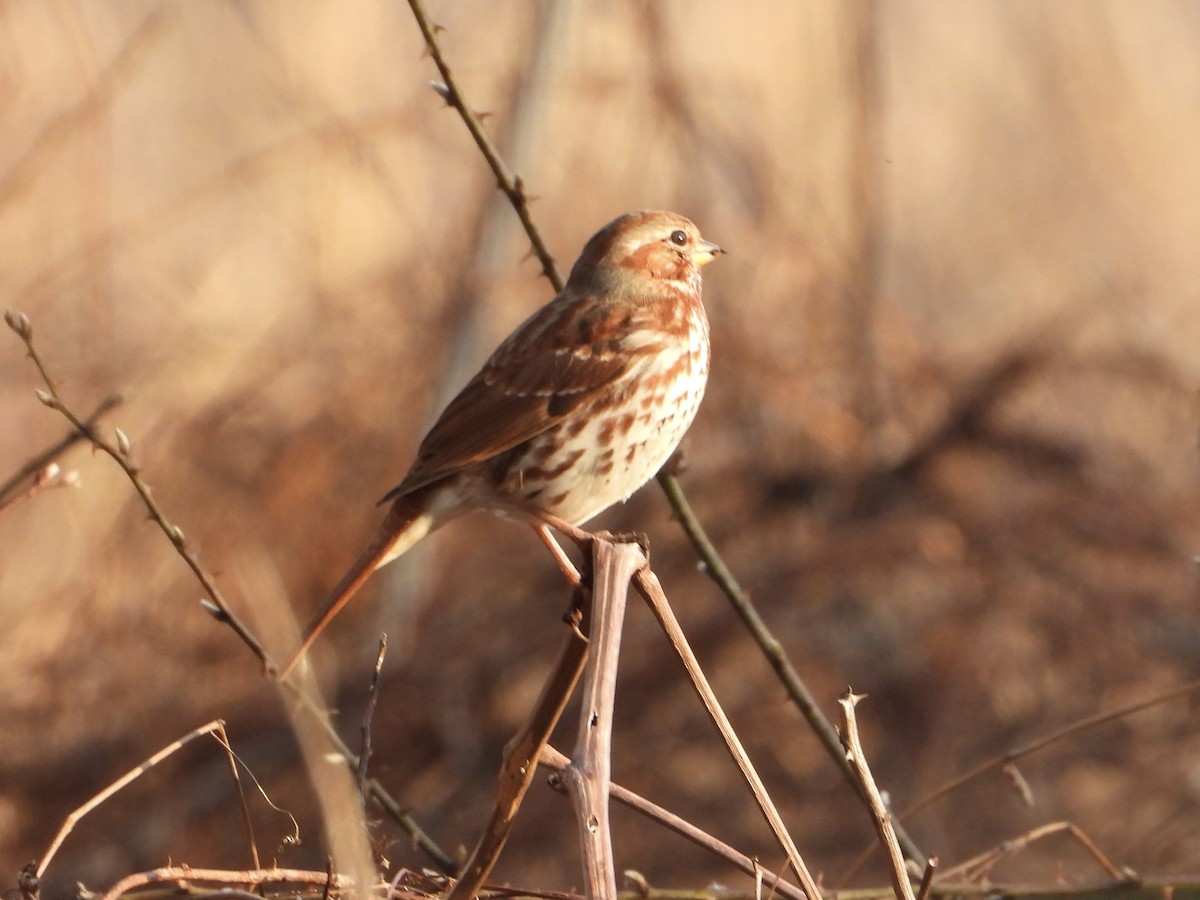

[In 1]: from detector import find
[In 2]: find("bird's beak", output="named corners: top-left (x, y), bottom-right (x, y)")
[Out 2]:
top-left (692, 239), bottom-right (727, 267)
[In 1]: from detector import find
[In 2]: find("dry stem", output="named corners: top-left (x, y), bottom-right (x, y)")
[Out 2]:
top-left (448, 609), bottom-right (589, 900)
top-left (7, 309), bottom-right (456, 874)
top-left (98, 866), bottom-right (354, 900)
top-left (38, 721), bottom-right (228, 879)
top-left (538, 745), bottom-right (809, 900)
top-left (557, 540), bottom-right (645, 900)
top-left (837, 692), bottom-right (913, 900)
top-left (633, 568), bottom-right (822, 900)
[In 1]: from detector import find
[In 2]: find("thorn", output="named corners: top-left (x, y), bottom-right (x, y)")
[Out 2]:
top-left (476, 109), bottom-right (492, 121)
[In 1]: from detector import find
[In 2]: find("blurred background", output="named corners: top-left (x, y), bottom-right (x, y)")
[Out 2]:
top-left (2, 1), bottom-right (1198, 894)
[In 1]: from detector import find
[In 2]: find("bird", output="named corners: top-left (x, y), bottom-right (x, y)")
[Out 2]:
top-left (278, 210), bottom-right (724, 680)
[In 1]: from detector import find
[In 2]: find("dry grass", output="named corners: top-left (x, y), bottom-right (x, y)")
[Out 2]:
top-left (2, 2), bottom-right (1199, 896)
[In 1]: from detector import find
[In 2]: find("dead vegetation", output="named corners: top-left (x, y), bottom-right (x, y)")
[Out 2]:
top-left (2, 3), bottom-right (1199, 899)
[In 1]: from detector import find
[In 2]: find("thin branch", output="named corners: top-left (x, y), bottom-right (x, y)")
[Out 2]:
top-left (557, 540), bottom-right (644, 900)
top-left (901, 675), bottom-right (1200, 820)
top-left (358, 636), bottom-right (388, 801)
top-left (210, 723), bottom-right (263, 872)
top-left (6, 310), bottom-right (455, 874)
top-left (838, 692), bottom-right (913, 900)
top-left (936, 821), bottom-right (1129, 884)
top-left (914, 857), bottom-right (937, 900)
top-left (37, 720), bottom-right (225, 878)
top-left (98, 866), bottom-right (355, 900)
top-left (539, 745), bottom-right (809, 900)
top-left (449, 607), bottom-right (589, 900)
top-left (282, 675), bottom-right (456, 873)
top-left (0, 391), bottom-right (122, 507)
top-left (405, 0), bottom-right (563, 292)
top-left (657, 470), bottom-right (927, 868)
top-left (6, 310), bottom-right (271, 669)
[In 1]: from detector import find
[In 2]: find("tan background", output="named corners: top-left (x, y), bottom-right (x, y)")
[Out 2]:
top-left (2, 1), bottom-right (1198, 894)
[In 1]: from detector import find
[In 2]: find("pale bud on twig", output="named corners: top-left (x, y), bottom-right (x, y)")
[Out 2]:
top-left (34, 388), bottom-right (57, 408)
top-left (114, 427), bottom-right (132, 457)
top-left (4, 309), bottom-right (31, 339)
top-left (35, 463), bottom-right (60, 487)
top-left (428, 81), bottom-right (452, 103)
top-left (169, 524), bottom-right (185, 546)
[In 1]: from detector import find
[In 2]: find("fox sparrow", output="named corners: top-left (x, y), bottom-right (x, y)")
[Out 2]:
top-left (279, 210), bottom-right (724, 679)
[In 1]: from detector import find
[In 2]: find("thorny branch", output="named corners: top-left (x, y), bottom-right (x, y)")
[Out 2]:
top-left (5, 309), bottom-right (457, 875)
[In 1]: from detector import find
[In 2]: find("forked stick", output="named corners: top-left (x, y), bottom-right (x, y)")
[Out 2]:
top-left (539, 744), bottom-right (809, 900)
top-left (839, 692), bottom-right (914, 900)
top-left (38, 721), bottom-right (233, 879)
top-left (556, 539), bottom-right (645, 900)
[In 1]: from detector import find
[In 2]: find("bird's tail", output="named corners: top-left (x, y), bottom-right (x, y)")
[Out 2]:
top-left (277, 491), bottom-right (434, 681)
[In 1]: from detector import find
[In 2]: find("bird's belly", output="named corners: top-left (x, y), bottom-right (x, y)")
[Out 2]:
top-left (500, 354), bottom-right (708, 526)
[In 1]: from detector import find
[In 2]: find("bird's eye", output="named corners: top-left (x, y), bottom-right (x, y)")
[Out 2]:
top-left (669, 229), bottom-right (688, 246)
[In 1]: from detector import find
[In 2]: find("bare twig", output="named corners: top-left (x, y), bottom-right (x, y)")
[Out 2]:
top-left (633, 568), bottom-right (822, 900)
top-left (0, 392), bottom-right (121, 508)
top-left (6, 309), bottom-right (271, 669)
top-left (914, 857), bottom-right (938, 900)
top-left (658, 470), bottom-right (926, 869)
top-left (539, 745), bottom-right (808, 900)
top-left (358, 636), bottom-right (389, 801)
top-left (210, 725), bottom-right (263, 872)
top-left (448, 607), bottom-right (589, 900)
top-left (937, 821), bottom-right (1129, 884)
top-left (98, 866), bottom-right (355, 900)
top-left (0, 460), bottom-right (79, 512)
top-left (837, 692), bottom-right (913, 900)
top-left (37, 720), bottom-right (226, 878)
top-left (901, 675), bottom-right (1200, 820)
top-left (7, 310), bottom-right (455, 874)
top-left (405, 0), bottom-right (563, 292)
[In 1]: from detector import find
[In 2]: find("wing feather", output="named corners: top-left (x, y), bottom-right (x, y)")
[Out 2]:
top-left (382, 292), bottom-right (648, 501)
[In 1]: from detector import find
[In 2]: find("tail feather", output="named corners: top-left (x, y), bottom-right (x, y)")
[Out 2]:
top-left (278, 493), bottom-right (433, 680)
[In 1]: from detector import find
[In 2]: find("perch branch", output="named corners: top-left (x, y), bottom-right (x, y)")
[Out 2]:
top-left (557, 540), bottom-right (645, 900)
